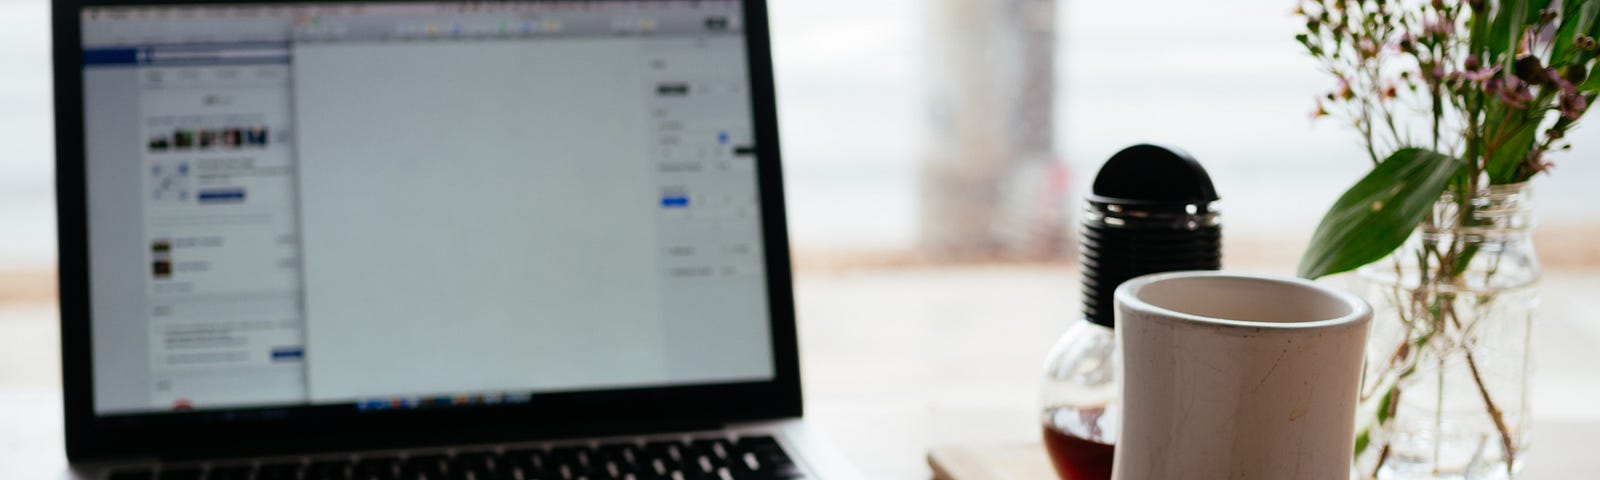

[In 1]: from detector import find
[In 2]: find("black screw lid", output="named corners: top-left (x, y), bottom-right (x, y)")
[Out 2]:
top-left (1081, 144), bottom-right (1221, 328)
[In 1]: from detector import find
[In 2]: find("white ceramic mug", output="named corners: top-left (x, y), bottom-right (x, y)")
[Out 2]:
top-left (1112, 271), bottom-right (1372, 480)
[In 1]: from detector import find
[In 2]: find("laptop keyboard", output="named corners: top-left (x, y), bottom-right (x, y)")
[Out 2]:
top-left (105, 434), bottom-right (803, 480)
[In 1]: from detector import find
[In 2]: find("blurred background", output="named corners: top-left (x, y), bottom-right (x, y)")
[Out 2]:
top-left (4, 0), bottom-right (1600, 477)
top-left (775, 0), bottom-right (1600, 266)
top-left (8, 0), bottom-right (1600, 293)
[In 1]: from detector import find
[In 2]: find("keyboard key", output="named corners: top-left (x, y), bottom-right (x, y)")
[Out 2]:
top-left (630, 468), bottom-right (669, 480)
top-left (550, 446), bottom-right (591, 467)
top-left (732, 436), bottom-right (792, 470)
top-left (688, 439), bottom-right (732, 462)
top-left (641, 442), bottom-right (685, 470)
top-left (582, 471), bottom-right (619, 480)
top-left (641, 457), bottom-right (672, 479)
top-left (596, 444), bottom-right (642, 471)
top-left (453, 452), bottom-right (500, 480)
top-left (726, 454), bottom-right (757, 477)
top-left (553, 445), bottom-right (606, 477)
top-left (502, 449), bottom-right (552, 479)
top-left (675, 469), bottom-right (716, 480)
top-left (727, 436), bottom-right (803, 479)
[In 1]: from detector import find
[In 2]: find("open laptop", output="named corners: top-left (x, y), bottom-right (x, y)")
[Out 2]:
top-left (52, 1), bottom-right (859, 478)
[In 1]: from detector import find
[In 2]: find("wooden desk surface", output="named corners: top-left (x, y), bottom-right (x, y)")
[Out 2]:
top-left (792, 265), bottom-right (1600, 478)
top-left (3, 265), bottom-right (1598, 478)
top-left (924, 420), bottom-right (1600, 480)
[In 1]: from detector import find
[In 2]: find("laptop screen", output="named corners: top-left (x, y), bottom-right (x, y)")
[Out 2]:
top-left (79, 1), bottom-right (775, 416)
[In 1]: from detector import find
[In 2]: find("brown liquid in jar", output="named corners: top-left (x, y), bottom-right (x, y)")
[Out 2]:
top-left (1041, 423), bottom-right (1114, 480)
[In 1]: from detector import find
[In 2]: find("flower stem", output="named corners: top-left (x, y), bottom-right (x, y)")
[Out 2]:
top-left (1447, 303), bottom-right (1518, 476)
top-left (1465, 348), bottom-right (1517, 476)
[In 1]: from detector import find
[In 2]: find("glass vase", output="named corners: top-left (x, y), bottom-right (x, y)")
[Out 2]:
top-left (1352, 183), bottom-right (1539, 480)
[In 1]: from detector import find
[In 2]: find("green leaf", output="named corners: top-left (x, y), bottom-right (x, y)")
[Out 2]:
top-left (1527, 0), bottom-right (1554, 19)
top-left (1591, 3), bottom-right (1600, 39)
top-left (1471, 4), bottom-right (1492, 56)
top-left (1581, 61), bottom-right (1600, 92)
top-left (1297, 148), bottom-right (1464, 279)
top-left (1549, 0), bottom-right (1596, 64)
top-left (1454, 244), bottom-right (1482, 278)
top-left (1489, 0), bottom-right (1529, 63)
top-left (1376, 387), bottom-right (1397, 424)
top-left (1485, 122), bottom-right (1539, 184)
top-left (1354, 428), bottom-right (1372, 457)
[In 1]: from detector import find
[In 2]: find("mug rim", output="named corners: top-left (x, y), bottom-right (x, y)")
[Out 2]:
top-left (1114, 271), bottom-right (1372, 331)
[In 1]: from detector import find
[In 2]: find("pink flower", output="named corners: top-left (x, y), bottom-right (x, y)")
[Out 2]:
top-left (1497, 77), bottom-right (1533, 109)
top-left (1548, 68), bottom-right (1576, 92)
top-left (1560, 92), bottom-right (1587, 119)
top-left (1525, 151), bottom-right (1553, 175)
top-left (1425, 14), bottom-right (1455, 37)
top-left (1358, 38), bottom-right (1379, 58)
top-left (1461, 65), bottom-right (1501, 83)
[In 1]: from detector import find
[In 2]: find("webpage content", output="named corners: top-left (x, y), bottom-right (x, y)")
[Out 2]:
top-left (138, 59), bottom-right (310, 411)
top-left (80, 1), bottom-right (774, 416)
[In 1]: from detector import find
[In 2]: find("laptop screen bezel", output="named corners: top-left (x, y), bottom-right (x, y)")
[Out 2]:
top-left (54, 0), bottom-right (801, 461)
